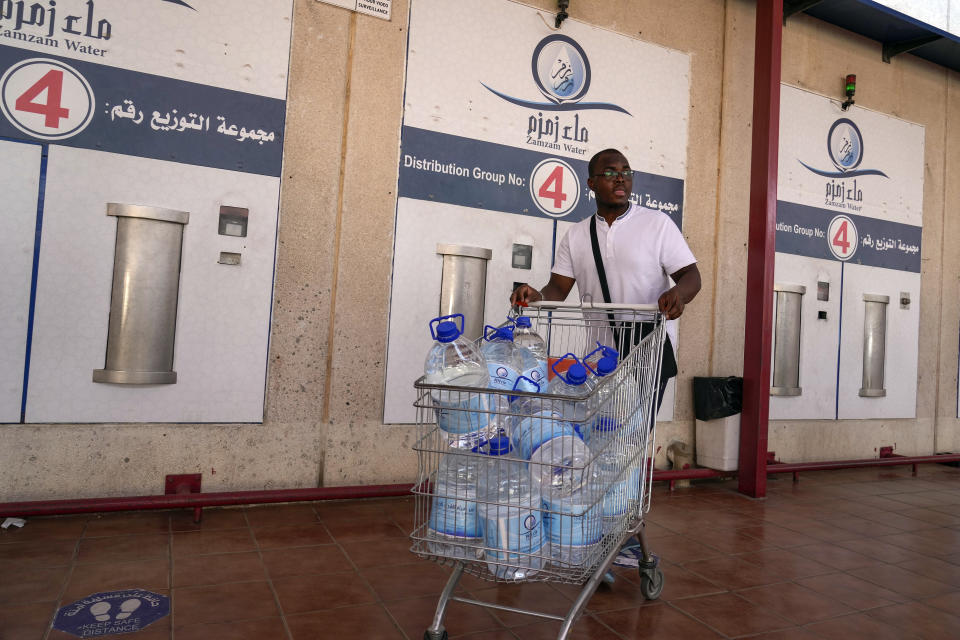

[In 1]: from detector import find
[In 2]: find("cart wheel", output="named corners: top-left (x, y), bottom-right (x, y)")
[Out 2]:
top-left (424, 630), bottom-right (448, 640)
top-left (602, 570), bottom-right (616, 585)
top-left (639, 567), bottom-right (664, 600)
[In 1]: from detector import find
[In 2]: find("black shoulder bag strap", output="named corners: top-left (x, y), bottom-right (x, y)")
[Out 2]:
top-left (589, 215), bottom-right (678, 378)
top-left (589, 215), bottom-right (617, 326)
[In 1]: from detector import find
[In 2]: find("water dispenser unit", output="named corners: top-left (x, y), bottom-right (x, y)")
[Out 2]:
top-left (436, 243), bottom-right (491, 343)
top-left (859, 293), bottom-right (889, 398)
top-left (770, 283), bottom-right (805, 396)
top-left (93, 203), bottom-right (189, 385)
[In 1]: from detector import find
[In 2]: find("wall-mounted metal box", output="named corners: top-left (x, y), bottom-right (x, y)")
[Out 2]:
top-left (93, 203), bottom-right (189, 385)
top-left (771, 283), bottom-right (805, 396)
top-left (859, 293), bottom-right (889, 397)
top-left (436, 243), bottom-right (491, 342)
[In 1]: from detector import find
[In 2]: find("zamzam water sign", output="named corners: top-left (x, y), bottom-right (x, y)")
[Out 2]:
top-left (53, 589), bottom-right (170, 638)
top-left (0, 0), bottom-right (194, 57)
top-left (798, 117), bottom-right (888, 213)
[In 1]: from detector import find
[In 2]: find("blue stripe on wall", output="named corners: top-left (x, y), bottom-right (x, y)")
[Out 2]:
top-left (20, 142), bottom-right (48, 423)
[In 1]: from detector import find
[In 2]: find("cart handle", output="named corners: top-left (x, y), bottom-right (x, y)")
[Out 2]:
top-left (527, 301), bottom-right (659, 312)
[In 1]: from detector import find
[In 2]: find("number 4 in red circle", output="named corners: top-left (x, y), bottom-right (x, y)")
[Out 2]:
top-left (15, 69), bottom-right (71, 127)
top-left (529, 158), bottom-right (580, 218)
top-left (827, 214), bottom-right (858, 261)
top-left (1, 58), bottom-right (95, 140)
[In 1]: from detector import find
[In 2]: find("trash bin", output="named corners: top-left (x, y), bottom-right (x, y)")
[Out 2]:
top-left (693, 377), bottom-right (743, 471)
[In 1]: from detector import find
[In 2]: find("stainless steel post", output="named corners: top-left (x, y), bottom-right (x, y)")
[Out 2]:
top-left (436, 244), bottom-right (492, 342)
top-left (93, 203), bottom-right (190, 385)
top-left (770, 284), bottom-right (805, 396)
top-left (859, 293), bottom-right (889, 397)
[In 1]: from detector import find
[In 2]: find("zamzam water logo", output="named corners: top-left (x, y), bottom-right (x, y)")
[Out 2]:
top-left (495, 367), bottom-right (509, 379)
top-left (523, 514), bottom-right (538, 530)
top-left (482, 34), bottom-right (631, 158)
top-left (482, 34), bottom-right (628, 114)
top-left (799, 118), bottom-right (888, 212)
top-left (799, 118), bottom-right (888, 179)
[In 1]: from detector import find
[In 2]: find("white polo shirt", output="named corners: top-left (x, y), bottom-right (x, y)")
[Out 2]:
top-left (552, 204), bottom-right (696, 350)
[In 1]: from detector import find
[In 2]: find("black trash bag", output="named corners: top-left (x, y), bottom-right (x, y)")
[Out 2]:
top-left (693, 376), bottom-right (743, 421)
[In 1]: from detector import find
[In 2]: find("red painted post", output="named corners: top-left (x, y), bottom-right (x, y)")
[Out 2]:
top-left (739, 0), bottom-right (783, 498)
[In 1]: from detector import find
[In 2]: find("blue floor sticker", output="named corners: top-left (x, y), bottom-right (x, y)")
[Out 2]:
top-left (53, 589), bottom-right (169, 638)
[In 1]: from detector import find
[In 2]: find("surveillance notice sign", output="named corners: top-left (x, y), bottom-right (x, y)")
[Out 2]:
top-left (317, 0), bottom-right (391, 21)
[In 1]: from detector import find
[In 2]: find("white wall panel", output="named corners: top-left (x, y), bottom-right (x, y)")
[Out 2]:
top-left (0, 140), bottom-right (42, 423)
top-left (838, 265), bottom-right (920, 419)
top-left (769, 253), bottom-right (841, 420)
top-left (25, 147), bottom-right (279, 423)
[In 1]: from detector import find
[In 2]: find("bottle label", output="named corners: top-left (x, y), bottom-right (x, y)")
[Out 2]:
top-left (429, 493), bottom-right (481, 538)
top-left (483, 505), bottom-right (545, 562)
top-left (487, 363), bottom-right (520, 392)
top-left (512, 410), bottom-right (573, 460)
top-left (434, 391), bottom-right (490, 435)
top-left (544, 500), bottom-right (602, 547)
top-left (516, 361), bottom-right (548, 393)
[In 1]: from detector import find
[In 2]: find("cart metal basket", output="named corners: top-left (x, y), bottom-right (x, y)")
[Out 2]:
top-left (411, 302), bottom-right (667, 639)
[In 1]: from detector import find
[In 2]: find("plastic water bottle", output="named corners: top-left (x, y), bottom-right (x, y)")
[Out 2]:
top-left (582, 348), bottom-right (621, 450)
top-left (508, 394), bottom-right (582, 461)
top-left (582, 346), bottom-right (641, 533)
top-left (512, 316), bottom-right (547, 392)
top-left (595, 443), bottom-right (641, 535)
top-left (482, 325), bottom-right (523, 394)
top-left (482, 324), bottom-right (524, 434)
top-left (478, 437), bottom-right (545, 580)
top-left (542, 470), bottom-right (603, 568)
top-left (547, 355), bottom-right (596, 438)
top-left (424, 314), bottom-right (493, 450)
top-left (427, 450), bottom-right (483, 559)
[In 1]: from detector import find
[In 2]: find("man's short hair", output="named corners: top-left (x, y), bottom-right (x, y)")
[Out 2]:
top-left (588, 148), bottom-right (626, 176)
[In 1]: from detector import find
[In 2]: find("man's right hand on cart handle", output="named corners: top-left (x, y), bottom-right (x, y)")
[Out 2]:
top-left (509, 273), bottom-right (574, 308)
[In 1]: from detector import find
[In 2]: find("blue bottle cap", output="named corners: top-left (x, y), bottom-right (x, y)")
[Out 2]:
top-left (487, 436), bottom-right (512, 456)
top-left (594, 416), bottom-right (620, 433)
top-left (435, 321), bottom-right (459, 343)
top-left (514, 316), bottom-right (532, 328)
top-left (567, 363), bottom-right (588, 385)
top-left (596, 355), bottom-right (617, 376)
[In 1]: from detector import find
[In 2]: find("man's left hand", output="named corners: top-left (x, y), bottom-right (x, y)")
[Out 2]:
top-left (658, 287), bottom-right (685, 319)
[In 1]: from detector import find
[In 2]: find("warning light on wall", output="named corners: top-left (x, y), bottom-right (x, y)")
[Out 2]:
top-left (555, 0), bottom-right (569, 28)
top-left (841, 74), bottom-right (856, 111)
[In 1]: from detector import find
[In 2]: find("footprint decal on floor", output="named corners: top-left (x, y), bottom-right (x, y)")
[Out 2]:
top-left (115, 598), bottom-right (142, 620)
top-left (88, 598), bottom-right (141, 621)
top-left (89, 602), bottom-right (111, 621)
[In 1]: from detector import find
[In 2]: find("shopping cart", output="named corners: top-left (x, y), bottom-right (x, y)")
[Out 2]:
top-left (411, 302), bottom-right (667, 640)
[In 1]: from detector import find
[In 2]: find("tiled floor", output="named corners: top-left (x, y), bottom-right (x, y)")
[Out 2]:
top-left (2, 464), bottom-right (959, 639)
